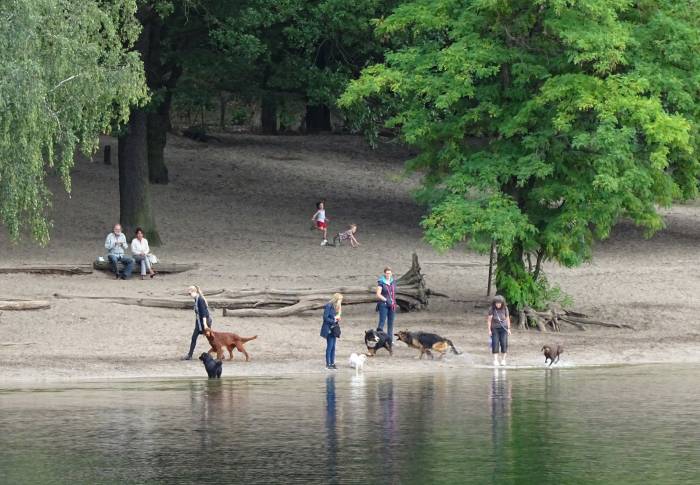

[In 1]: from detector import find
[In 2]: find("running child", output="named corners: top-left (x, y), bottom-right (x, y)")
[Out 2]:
top-left (311, 201), bottom-right (329, 246)
top-left (332, 224), bottom-right (360, 248)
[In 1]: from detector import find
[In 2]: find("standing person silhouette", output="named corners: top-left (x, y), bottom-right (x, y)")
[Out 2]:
top-left (376, 267), bottom-right (397, 343)
top-left (182, 285), bottom-right (212, 360)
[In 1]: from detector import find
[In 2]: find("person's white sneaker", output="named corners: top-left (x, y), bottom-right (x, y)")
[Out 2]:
top-left (500, 358), bottom-right (507, 367)
top-left (321, 239), bottom-right (328, 246)
top-left (493, 356), bottom-right (499, 367)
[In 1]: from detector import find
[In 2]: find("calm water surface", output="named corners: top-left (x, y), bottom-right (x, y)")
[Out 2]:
top-left (1, 365), bottom-right (698, 484)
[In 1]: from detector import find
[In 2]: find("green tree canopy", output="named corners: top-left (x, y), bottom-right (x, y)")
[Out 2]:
top-left (0, 0), bottom-right (147, 243)
top-left (341, 0), bottom-right (700, 311)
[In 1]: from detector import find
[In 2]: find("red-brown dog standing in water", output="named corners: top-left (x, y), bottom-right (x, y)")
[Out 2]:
top-left (204, 328), bottom-right (257, 361)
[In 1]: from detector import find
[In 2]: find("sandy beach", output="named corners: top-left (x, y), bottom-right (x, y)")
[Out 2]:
top-left (1, 133), bottom-right (699, 384)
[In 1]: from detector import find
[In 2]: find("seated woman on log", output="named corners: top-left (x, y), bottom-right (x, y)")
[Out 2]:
top-left (130, 227), bottom-right (156, 280)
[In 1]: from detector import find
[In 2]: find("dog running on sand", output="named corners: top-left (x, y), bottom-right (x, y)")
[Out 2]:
top-left (395, 330), bottom-right (461, 360)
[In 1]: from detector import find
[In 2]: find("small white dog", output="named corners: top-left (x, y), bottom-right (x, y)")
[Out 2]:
top-left (349, 353), bottom-right (367, 372)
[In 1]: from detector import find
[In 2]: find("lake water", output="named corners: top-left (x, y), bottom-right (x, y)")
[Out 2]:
top-left (1, 365), bottom-right (698, 484)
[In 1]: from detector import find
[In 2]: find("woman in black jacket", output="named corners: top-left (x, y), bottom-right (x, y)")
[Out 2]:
top-left (183, 285), bottom-right (212, 360)
top-left (320, 293), bottom-right (343, 369)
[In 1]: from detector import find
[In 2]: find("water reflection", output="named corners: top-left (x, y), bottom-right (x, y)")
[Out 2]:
top-left (490, 368), bottom-right (512, 482)
top-left (325, 375), bottom-right (338, 484)
top-left (1, 366), bottom-right (700, 483)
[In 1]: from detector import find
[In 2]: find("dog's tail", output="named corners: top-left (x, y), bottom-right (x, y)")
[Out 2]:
top-left (241, 335), bottom-right (258, 343)
top-left (447, 339), bottom-right (462, 355)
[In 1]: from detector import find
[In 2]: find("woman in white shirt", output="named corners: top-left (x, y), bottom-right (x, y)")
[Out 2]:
top-left (131, 227), bottom-right (156, 280)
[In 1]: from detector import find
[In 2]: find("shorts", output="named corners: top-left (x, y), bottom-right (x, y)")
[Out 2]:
top-left (316, 221), bottom-right (327, 229)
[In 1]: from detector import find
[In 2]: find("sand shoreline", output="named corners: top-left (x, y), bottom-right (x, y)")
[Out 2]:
top-left (2, 134), bottom-right (699, 385)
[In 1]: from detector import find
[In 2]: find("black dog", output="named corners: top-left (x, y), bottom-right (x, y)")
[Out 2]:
top-left (364, 329), bottom-right (393, 356)
top-left (199, 352), bottom-right (223, 378)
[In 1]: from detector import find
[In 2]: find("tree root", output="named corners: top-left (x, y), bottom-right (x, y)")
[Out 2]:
top-left (522, 306), bottom-right (633, 331)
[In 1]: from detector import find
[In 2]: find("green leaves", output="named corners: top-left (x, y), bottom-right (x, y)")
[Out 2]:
top-left (342, 0), bottom-right (700, 308)
top-left (0, 0), bottom-right (147, 243)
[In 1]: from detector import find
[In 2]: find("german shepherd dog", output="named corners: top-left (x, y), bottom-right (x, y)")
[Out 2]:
top-left (364, 329), bottom-right (393, 356)
top-left (542, 344), bottom-right (564, 366)
top-left (395, 330), bottom-right (461, 359)
top-left (203, 328), bottom-right (258, 361)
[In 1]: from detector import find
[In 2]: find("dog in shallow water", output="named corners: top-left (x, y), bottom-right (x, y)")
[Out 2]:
top-left (542, 344), bottom-right (564, 366)
top-left (394, 330), bottom-right (461, 359)
top-left (199, 352), bottom-right (223, 378)
top-left (203, 328), bottom-right (258, 361)
top-left (364, 329), bottom-right (393, 356)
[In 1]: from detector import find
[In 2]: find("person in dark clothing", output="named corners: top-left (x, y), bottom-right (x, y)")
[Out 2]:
top-left (488, 294), bottom-right (511, 366)
top-left (182, 285), bottom-right (212, 360)
top-left (320, 293), bottom-right (343, 369)
top-left (375, 267), bottom-right (397, 343)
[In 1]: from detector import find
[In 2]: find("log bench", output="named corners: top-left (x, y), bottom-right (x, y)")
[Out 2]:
top-left (92, 261), bottom-right (198, 275)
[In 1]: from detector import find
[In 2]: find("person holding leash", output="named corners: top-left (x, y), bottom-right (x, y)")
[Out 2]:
top-left (183, 285), bottom-right (212, 360)
top-left (320, 293), bottom-right (343, 369)
top-left (488, 294), bottom-right (511, 366)
top-left (376, 266), bottom-right (397, 344)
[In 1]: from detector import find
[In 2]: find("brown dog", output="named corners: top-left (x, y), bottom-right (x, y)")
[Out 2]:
top-left (204, 328), bottom-right (258, 361)
top-left (542, 344), bottom-right (563, 366)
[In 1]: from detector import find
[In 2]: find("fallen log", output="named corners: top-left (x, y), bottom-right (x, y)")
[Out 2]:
top-left (93, 261), bottom-right (198, 275)
top-left (0, 300), bottom-right (51, 311)
top-left (0, 265), bottom-right (93, 275)
top-left (222, 253), bottom-right (437, 317)
top-left (55, 254), bottom-right (444, 317)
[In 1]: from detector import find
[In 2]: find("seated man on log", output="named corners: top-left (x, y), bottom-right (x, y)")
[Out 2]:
top-left (105, 224), bottom-right (134, 280)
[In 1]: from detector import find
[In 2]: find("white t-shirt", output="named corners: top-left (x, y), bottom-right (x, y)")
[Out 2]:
top-left (131, 238), bottom-right (150, 256)
top-left (315, 209), bottom-right (326, 222)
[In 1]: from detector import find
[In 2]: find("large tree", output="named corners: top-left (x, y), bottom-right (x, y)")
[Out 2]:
top-left (0, 0), bottom-right (147, 244)
top-left (341, 0), bottom-right (700, 314)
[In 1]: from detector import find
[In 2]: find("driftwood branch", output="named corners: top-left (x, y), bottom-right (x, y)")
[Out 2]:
top-left (0, 300), bottom-right (51, 311)
top-left (523, 306), bottom-right (634, 331)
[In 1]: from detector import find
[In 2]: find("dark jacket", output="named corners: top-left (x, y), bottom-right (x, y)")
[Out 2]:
top-left (320, 303), bottom-right (338, 338)
top-left (194, 295), bottom-right (211, 332)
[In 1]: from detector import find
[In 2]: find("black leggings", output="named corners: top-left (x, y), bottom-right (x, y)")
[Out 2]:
top-left (187, 321), bottom-right (212, 358)
top-left (491, 327), bottom-right (508, 354)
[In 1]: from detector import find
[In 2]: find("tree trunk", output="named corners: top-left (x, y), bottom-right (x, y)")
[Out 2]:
top-left (146, 104), bottom-right (170, 185)
top-left (261, 93), bottom-right (278, 134)
top-left (305, 104), bottom-right (331, 133)
top-left (119, 7), bottom-right (161, 244)
top-left (144, 11), bottom-right (182, 185)
top-left (306, 40), bottom-right (332, 133)
top-left (219, 91), bottom-right (227, 131)
top-left (119, 109), bottom-right (161, 245)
